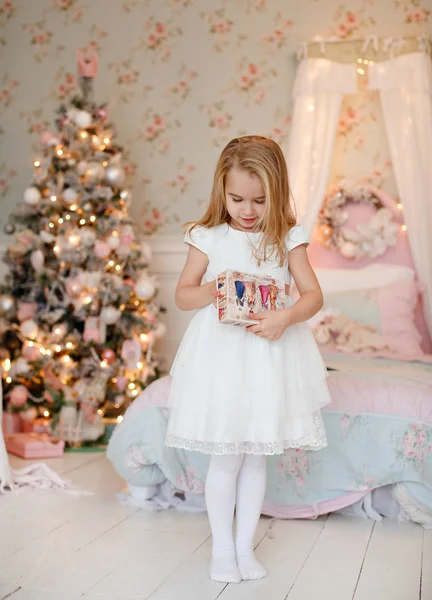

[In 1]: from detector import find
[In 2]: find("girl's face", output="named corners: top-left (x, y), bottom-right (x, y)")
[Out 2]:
top-left (225, 168), bottom-right (266, 231)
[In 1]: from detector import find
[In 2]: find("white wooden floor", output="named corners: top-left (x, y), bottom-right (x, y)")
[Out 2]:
top-left (1, 452), bottom-right (430, 600)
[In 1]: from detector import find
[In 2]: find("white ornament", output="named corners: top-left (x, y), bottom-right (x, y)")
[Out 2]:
top-left (100, 306), bottom-right (121, 325)
top-left (20, 319), bottom-right (38, 339)
top-left (135, 275), bottom-right (156, 300)
top-left (153, 321), bottom-right (167, 340)
top-left (81, 412), bottom-right (105, 441)
top-left (74, 110), bottom-right (92, 129)
top-left (24, 186), bottom-right (41, 206)
top-left (107, 234), bottom-right (120, 250)
top-left (77, 160), bottom-right (88, 175)
top-left (30, 249), bottom-right (44, 272)
top-left (40, 230), bottom-right (55, 243)
top-left (63, 188), bottom-right (78, 205)
top-left (340, 241), bottom-right (357, 259)
top-left (80, 228), bottom-right (96, 247)
top-left (20, 407), bottom-right (38, 422)
top-left (15, 357), bottom-right (30, 374)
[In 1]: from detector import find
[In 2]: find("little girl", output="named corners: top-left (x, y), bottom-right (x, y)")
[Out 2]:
top-left (165, 136), bottom-right (331, 583)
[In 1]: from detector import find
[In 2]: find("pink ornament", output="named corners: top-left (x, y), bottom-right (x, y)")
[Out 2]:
top-left (115, 375), bottom-right (128, 392)
top-left (45, 368), bottom-right (63, 391)
top-left (17, 302), bottom-right (37, 322)
top-left (81, 402), bottom-right (96, 423)
top-left (66, 277), bottom-right (83, 297)
top-left (98, 108), bottom-right (108, 119)
top-left (94, 240), bottom-right (111, 259)
top-left (119, 234), bottom-right (133, 246)
top-left (9, 385), bottom-right (29, 407)
top-left (41, 131), bottom-right (56, 146)
top-left (22, 342), bottom-right (39, 361)
top-left (121, 340), bottom-right (142, 368)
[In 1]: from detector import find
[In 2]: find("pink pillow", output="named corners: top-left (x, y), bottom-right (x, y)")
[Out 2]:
top-left (378, 279), bottom-right (423, 356)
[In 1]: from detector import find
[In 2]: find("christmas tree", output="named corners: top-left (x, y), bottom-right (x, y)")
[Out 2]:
top-left (0, 49), bottom-right (165, 444)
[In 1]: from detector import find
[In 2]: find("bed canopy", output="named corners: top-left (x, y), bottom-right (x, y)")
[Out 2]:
top-left (286, 35), bottom-right (432, 337)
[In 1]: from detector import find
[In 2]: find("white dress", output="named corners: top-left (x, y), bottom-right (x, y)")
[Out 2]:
top-left (165, 223), bottom-right (332, 455)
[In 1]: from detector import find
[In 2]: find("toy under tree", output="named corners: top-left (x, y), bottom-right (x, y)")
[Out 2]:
top-left (0, 49), bottom-right (165, 445)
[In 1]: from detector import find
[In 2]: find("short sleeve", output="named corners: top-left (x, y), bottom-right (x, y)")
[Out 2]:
top-left (184, 225), bottom-right (212, 256)
top-left (286, 224), bottom-right (310, 252)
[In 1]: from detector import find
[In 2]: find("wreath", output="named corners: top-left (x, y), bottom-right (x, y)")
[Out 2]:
top-left (316, 182), bottom-right (399, 259)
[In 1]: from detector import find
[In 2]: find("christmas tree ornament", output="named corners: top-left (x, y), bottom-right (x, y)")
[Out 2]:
top-left (30, 249), bottom-right (45, 272)
top-left (79, 228), bottom-right (96, 247)
top-left (41, 131), bottom-right (59, 146)
top-left (83, 317), bottom-right (106, 344)
top-left (135, 274), bottom-right (156, 300)
top-left (74, 109), bottom-right (92, 129)
top-left (66, 277), bottom-right (83, 297)
top-left (4, 223), bottom-right (15, 235)
top-left (77, 160), bottom-right (88, 175)
top-left (107, 234), bottom-right (120, 250)
top-left (63, 188), bottom-right (78, 205)
top-left (20, 407), bottom-right (38, 422)
top-left (94, 240), bottom-right (111, 259)
top-left (101, 348), bottom-right (116, 364)
top-left (121, 339), bottom-right (142, 368)
top-left (104, 165), bottom-right (125, 188)
top-left (17, 302), bottom-right (37, 322)
top-left (84, 161), bottom-right (104, 185)
top-left (115, 375), bottom-right (128, 392)
top-left (14, 357), bottom-right (30, 374)
top-left (152, 321), bottom-right (167, 340)
top-left (9, 385), bottom-right (29, 407)
top-left (40, 230), bottom-right (55, 243)
top-left (100, 306), bottom-right (121, 325)
top-left (0, 294), bottom-right (14, 313)
top-left (24, 186), bottom-right (41, 206)
top-left (20, 319), bottom-right (38, 339)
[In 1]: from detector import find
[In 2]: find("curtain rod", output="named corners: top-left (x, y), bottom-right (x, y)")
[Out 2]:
top-left (297, 34), bottom-right (432, 63)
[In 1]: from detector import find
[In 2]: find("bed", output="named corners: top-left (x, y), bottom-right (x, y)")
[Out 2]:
top-left (107, 186), bottom-right (432, 526)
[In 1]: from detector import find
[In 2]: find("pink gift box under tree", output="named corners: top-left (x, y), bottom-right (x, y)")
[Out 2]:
top-left (217, 269), bottom-right (285, 327)
top-left (6, 432), bottom-right (65, 459)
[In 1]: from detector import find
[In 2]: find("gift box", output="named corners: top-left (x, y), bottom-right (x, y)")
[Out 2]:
top-left (2, 413), bottom-right (23, 436)
top-left (217, 269), bottom-right (286, 326)
top-left (6, 432), bottom-right (65, 459)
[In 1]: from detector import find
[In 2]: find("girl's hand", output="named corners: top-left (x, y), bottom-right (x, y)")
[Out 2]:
top-left (247, 309), bottom-right (292, 341)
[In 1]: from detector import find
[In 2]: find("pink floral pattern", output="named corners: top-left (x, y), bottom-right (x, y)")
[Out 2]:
top-left (395, 0), bottom-right (430, 28)
top-left (0, 163), bottom-right (17, 198)
top-left (0, 0), bottom-right (421, 235)
top-left (166, 67), bottom-right (198, 105)
top-left (262, 13), bottom-right (294, 51)
top-left (227, 60), bottom-right (277, 106)
top-left (276, 448), bottom-right (320, 494)
top-left (394, 422), bottom-right (432, 467)
top-left (201, 9), bottom-right (233, 52)
top-left (139, 17), bottom-right (183, 62)
top-left (0, 75), bottom-right (19, 111)
top-left (176, 462), bottom-right (205, 493)
top-left (339, 413), bottom-right (370, 440)
top-left (125, 444), bottom-right (149, 472)
top-left (328, 4), bottom-right (376, 39)
top-left (22, 21), bottom-right (54, 62)
top-left (201, 101), bottom-right (233, 147)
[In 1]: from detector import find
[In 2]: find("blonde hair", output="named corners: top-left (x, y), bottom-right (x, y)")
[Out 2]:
top-left (190, 135), bottom-right (297, 266)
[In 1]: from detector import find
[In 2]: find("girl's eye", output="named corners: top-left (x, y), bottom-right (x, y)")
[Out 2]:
top-left (232, 198), bottom-right (242, 203)
top-left (255, 200), bottom-right (265, 205)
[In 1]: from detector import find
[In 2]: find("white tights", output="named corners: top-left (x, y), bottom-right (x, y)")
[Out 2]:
top-left (205, 453), bottom-right (267, 583)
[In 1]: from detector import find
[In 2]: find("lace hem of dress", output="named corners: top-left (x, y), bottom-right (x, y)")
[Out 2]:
top-left (165, 431), bottom-right (328, 456)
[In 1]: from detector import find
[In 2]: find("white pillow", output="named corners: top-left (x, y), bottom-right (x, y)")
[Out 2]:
top-left (314, 264), bottom-right (415, 294)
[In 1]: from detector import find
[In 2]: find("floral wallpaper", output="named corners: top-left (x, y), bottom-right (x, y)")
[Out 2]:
top-left (0, 0), bottom-right (431, 239)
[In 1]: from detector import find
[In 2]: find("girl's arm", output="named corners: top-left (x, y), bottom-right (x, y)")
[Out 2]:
top-left (175, 245), bottom-right (217, 311)
top-left (247, 244), bottom-right (322, 340)
top-left (283, 244), bottom-right (323, 325)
